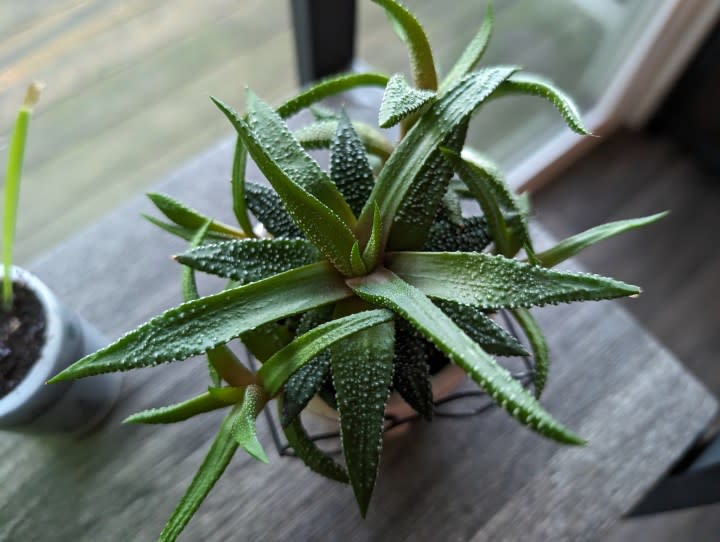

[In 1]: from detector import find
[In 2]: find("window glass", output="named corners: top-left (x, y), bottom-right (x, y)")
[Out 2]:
top-left (0, 0), bottom-right (673, 261)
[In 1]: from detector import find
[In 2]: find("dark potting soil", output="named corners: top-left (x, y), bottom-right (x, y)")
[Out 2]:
top-left (0, 283), bottom-right (46, 398)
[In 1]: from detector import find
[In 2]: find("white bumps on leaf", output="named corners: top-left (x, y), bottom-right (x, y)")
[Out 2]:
top-left (378, 73), bottom-right (436, 128)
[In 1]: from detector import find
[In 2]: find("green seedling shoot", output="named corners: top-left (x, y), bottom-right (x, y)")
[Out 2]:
top-left (2, 82), bottom-right (43, 311)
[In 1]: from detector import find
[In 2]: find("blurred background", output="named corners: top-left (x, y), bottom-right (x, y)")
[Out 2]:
top-left (1, 1), bottom-right (719, 539)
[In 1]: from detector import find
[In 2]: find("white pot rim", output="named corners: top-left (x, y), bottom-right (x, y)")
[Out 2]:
top-left (0, 265), bottom-right (65, 418)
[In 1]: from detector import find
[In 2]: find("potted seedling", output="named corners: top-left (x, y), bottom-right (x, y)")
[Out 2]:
top-left (50, 1), bottom-right (665, 539)
top-left (0, 83), bottom-right (121, 433)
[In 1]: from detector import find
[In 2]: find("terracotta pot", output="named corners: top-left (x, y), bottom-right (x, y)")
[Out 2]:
top-left (0, 266), bottom-right (121, 434)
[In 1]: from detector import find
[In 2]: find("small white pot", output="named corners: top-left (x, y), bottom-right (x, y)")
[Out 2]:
top-left (0, 266), bottom-right (121, 434)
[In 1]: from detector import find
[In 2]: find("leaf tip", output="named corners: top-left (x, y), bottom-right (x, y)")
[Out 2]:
top-left (350, 241), bottom-right (368, 276)
top-left (46, 370), bottom-right (71, 384)
top-left (24, 81), bottom-right (45, 109)
top-left (244, 441), bottom-right (270, 464)
top-left (355, 493), bottom-right (371, 518)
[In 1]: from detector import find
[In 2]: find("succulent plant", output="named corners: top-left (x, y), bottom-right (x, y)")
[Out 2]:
top-left (50, 1), bottom-right (664, 540)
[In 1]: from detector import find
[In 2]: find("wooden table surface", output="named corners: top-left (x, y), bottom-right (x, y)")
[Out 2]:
top-left (0, 131), bottom-right (716, 541)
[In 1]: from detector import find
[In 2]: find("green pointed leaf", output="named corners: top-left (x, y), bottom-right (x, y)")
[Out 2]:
top-left (244, 91), bottom-right (355, 225)
top-left (142, 214), bottom-right (235, 243)
top-left (535, 212), bottom-right (668, 268)
top-left (230, 137), bottom-right (255, 236)
top-left (176, 239), bottom-right (320, 284)
top-left (331, 321), bottom-right (395, 517)
top-left (388, 119), bottom-right (468, 250)
top-left (373, 0), bottom-right (437, 90)
top-left (393, 319), bottom-right (433, 420)
top-left (277, 72), bottom-right (390, 118)
top-left (379, 73), bottom-right (436, 128)
top-left (511, 308), bottom-right (549, 397)
top-left (280, 398), bottom-right (349, 484)
top-left (358, 67), bottom-right (519, 249)
top-left (362, 204), bottom-right (383, 270)
top-left (436, 300), bottom-right (528, 357)
top-left (245, 181), bottom-right (303, 239)
top-left (439, 2), bottom-right (493, 94)
top-left (280, 307), bottom-right (333, 425)
top-left (259, 309), bottom-right (394, 395)
top-left (423, 216), bottom-right (491, 253)
top-left (330, 111), bottom-right (375, 216)
top-left (386, 251), bottom-right (640, 310)
top-left (49, 262), bottom-right (351, 382)
top-left (347, 268), bottom-right (583, 445)
top-left (350, 241), bottom-right (367, 276)
top-left (281, 351), bottom-right (331, 426)
top-left (213, 97), bottom-right (359, 276)
top-left (158, 406), bottom-right (243, 542)
top-left (232, 384), bottom-right (269, 463)
top-left (147, 192), bottom-right (245, 239)
top-left (441, 148), bottom-right (532, 258)
top-left (294, 120), bottom-right (394, 160)
top-left (123, 390), bottom-right (238, 425)
top-left (462, 149), bottom-right (539, 262)
top-left (495, 72), bottom-right (589, 135)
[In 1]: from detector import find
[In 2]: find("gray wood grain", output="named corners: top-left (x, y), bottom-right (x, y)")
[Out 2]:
top-left (0, 137), bottom-right (715, 542)
top-left (534, 129), bottom-right (720, 542)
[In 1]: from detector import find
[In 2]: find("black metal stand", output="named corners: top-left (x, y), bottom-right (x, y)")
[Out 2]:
top-left (290, 0), bottom-right (357, 86)
top-left (628, 419), bottom-right (720, 516)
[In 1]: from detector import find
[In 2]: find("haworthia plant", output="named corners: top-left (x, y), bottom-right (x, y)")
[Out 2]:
top-left (50, 3), bottom-right (664, 540)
